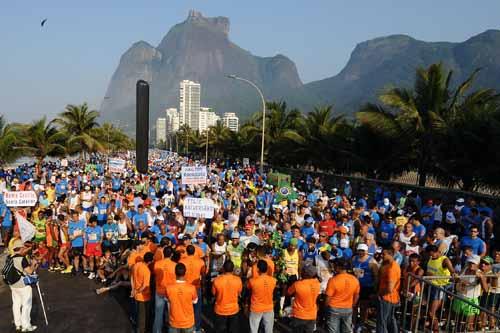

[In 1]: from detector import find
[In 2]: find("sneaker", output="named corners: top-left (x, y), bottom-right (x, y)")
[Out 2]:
top-left (61, 266), bottom-right (73, 274)
top-left (15, 326), bottom-right (21, 332)
top-left (54, 265), bottom-right (63, 271)
top-left (88, 272), bottom-right (95, 279)
top-left (83, 270), bottom-right (89, 275)
top-left (22, 325), bottom-right (37, 332)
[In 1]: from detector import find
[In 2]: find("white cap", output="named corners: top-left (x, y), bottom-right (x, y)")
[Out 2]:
top-left (345, 181), bottom-right (350, 185)
top-left (357, 243), bottom-right (369, 251)
top-left (467, 255), bottom-right (480, 265)
top-left (383, 198), bottom-right (390, 205)
top-left (456, 198), bottom-right (465, 204)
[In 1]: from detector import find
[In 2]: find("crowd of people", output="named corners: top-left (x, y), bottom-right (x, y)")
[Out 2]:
top-left (1, 152), bottom-right (499, 333)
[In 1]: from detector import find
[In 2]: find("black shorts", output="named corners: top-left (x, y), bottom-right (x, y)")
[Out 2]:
top-left (480, 293), bottom-right (500, 309)
top-left (360, 286), bottom-right (375, 301)
top-left (72, 246), bottom-right (84, 257)
top-left (56, 194), bottom-right (67, 203)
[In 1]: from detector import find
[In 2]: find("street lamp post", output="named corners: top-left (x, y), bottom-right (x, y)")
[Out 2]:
top-left (226, 75), bottom-right (266, 175)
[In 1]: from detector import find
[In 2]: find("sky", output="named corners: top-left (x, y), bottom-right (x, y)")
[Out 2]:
top-left (1, 0), bottom-right (499, 123)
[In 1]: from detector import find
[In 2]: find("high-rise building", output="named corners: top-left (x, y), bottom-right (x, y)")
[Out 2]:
top-left (193, 107), bottom-right (220, 132)
top-left (155, 117), bottom-right (167, 145)
top-left (222, 112), bottom-right (239, 132)
top-left (165, 108), bottom-right (180, 133)
top-left (179, 80), bottom-right (200, 128)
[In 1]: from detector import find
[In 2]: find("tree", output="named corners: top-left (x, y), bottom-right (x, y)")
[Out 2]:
top-left (0, 116), bottom-right (24, 166)
top-left (55, 103), bottom-right (103, 159)
top-left (362, 63), bottom-right (481, 186)
top-left (94, 122), bottom-right (134, 154)
top-left (22, 118), bottom-right (65, 175)
top-left (303, 106), bottom-right (353, 172)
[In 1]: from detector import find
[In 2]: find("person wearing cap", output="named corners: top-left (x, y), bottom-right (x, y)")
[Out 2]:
top-left (325, 257), bottom-right (360, 333)
top-left (287, 264), bottom-right (321, 333)
top-left (425, 244), bottom-right (455, 331)
top-left (452, 254), bottom-right (488, 331)
top-left (278, 237), bottom-right (303, 315)
top-left (478, 256), bottom-right (499, 330)
top-left (211, 260), bottom-right (243, 333)
top-left (8, 239), bottom-right (39, 332)
top-left (227, 231), bottom-right (244, 274)
top-left (352, 243), bottom-right (379, 329)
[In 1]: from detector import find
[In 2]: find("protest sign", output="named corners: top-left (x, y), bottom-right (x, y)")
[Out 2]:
top-left (183, 197), bottom-right (215, 219)
top-left (109, 158), bottom-right (126, 173)
top-left (4, 191), bottom-right (38, 207)
top-left (61, 159), bottom-right (68, 167)
top-left (181, 166), bottom-right (207, 185)
top-left (243, 158), bottom-right (250, 167)
top-left (16, 212), bottom-right (36, 242)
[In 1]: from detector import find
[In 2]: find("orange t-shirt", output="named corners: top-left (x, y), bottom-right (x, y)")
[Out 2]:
top-left (128, 251), bottom-right (143, 268)
top-left (132, 261), bottom-right (151, 302)
top-left (325, 272), bottom-right (360, 309)
top-left (248, 274), bottom-right (276, 313)
top-left (379, 260), bottom-right (401, 304)
top-left (251, 257), bottom-right (275, 277)
top-left (288, 278), bottom-right (321, 320)
top-left (180, 255), bottom-right (206, 289)
top-left (165, 281), bottom-right (198, 329)
top-left (154, 258), bottom-right (177, 296)
top-left (154, 247), bottom-right (164, 262)
top-left (212, 274), bottom-right (243, 316)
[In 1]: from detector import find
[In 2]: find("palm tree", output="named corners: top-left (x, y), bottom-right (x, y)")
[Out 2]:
top-left (359, 63), bottom-right (481, 186)
top-left (246, 101), bottom-right (304, 166)
top-left (304, 106), bottom-right (353, 171)
top-left (55, 103), bottom-right (103, 160)
top-left (22, 118), bottom-right (65, 175)
top-left (94, 122), bottom-right (134, 154)
top-left (177, 124), bottom-right (192, 154)
top-left (0, 116), bottom-right (24, 166)
top-left (208, 121), bottom-right (231, 158)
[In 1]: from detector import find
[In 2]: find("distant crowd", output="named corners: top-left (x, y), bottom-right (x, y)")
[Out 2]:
top-left (1, 152), bottom-right (499, 333)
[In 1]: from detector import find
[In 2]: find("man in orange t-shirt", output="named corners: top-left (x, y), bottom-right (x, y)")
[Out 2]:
top-left (165, 262), bottom-right (198, 332)
top-left (287, 265), bottom-right (321, 333)
top-left (212, 260), bottom-right (243, 332)
top-left (132, 252), bottom-right (153, 333)
top-left (376, 245), bottom-right (401, 333)
top-left (247, 260), bottom-right (277, 333)
top-left (153, 247), bottom-right (176, 333)
top-left (325, 258), bottom-right (360, 333)
top-left (180, 245), bottom-right (206, 332)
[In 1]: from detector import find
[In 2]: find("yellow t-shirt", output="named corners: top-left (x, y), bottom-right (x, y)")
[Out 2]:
top-left (46, 188), bottom-right (56, 203)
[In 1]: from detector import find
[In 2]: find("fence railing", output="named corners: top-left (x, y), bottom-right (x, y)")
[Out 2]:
top-left (401, 273), bottom-right (500, 333)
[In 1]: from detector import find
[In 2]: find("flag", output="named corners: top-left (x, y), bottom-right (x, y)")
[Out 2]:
top-left (16, 212), bottom-right (36, 242)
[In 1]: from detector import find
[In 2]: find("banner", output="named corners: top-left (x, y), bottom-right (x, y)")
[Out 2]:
top-left (181, 166), bottom-right (207, 185)
top-left (243, 158), bottom-right (250, 167)
top-left (61, 159), bottom-right (68, 167)
top-left (109, 158), bottom-right (126, 173)
top-left (4, 191), bottom-right (38, 207)
top-left (16, 212), bottom-right (36, 242)
top-left (183, 197), bottom-right (215, 219)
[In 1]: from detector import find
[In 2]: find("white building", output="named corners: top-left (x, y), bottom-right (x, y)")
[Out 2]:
top-left (192, 107), bottom-right (220, 132)
top-left (179, 80), bottom-right (200, 128)
top-left (155, 117), bottom-right (167, 145)
top-left (165, 108), bottom-right (180, 133)
top-left (222, 112), bottom-right (239, 132)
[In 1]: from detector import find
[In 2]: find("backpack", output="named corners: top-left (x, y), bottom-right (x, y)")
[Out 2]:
top-left (2, 255), bottom-right (24, 285)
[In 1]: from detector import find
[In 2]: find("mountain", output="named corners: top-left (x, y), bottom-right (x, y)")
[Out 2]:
top-left (101, 10), bottom-right (500, 127)
top-left (101, 10), bottom-right (312, 128)
top-left (304, 30), bottom-right (500, 114)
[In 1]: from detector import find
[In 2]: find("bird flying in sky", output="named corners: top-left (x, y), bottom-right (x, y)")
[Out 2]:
top-left (41, 18), bottom-right (47, 27)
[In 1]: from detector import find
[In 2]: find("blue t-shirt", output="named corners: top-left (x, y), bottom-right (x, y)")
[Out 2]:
top-left (300, 225), bottom-right (315, 239)
top-left (413, 224), bottom-right (426, 238)
top-left (102, 223), bottom-right (118, 241)
top-left (85, 225), bottom-right (103, 244)
top-left (461, 236), bottom-right (486, 256)
top-left (68, 219), bottom-right (86, 247)
top-left (379, 221), bottom-right (396, 245)
top-left (96, 202), bottom-right (109, 221)
top-left (133, 213), bottom-right (149, 228)
top-left (0, 204), bottom-right (12, 227)
top-left (112, 178), bottom-right (122, 190)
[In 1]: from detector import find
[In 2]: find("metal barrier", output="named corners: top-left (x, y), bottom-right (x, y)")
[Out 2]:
top-left (401, 273), bottom-right (500, 333)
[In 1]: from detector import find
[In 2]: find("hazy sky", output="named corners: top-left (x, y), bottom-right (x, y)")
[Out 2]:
top-left (1, 1), bottom-right (499, 122)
